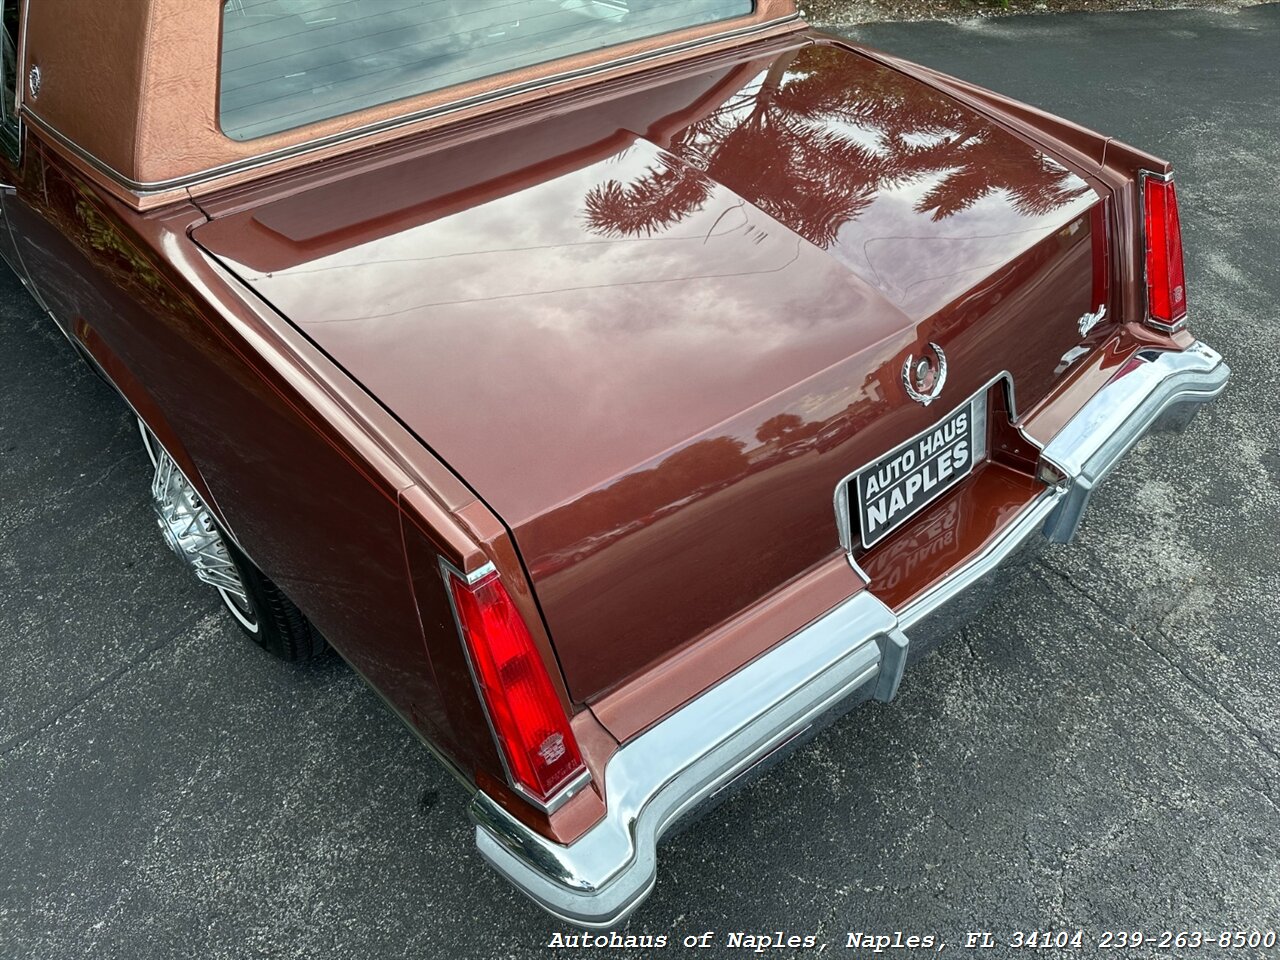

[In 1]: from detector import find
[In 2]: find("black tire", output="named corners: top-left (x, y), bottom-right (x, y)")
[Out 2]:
top-left (221, 536), bottom-right (328, 662)
top-left (138, 416), bottom-right (326, 661)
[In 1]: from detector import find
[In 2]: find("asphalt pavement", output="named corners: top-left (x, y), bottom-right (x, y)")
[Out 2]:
top-left (1, 6), bottom-right (1278, 959)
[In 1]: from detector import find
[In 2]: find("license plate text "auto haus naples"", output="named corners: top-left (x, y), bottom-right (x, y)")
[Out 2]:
top-left (854, 402), bottom-right (977, 548)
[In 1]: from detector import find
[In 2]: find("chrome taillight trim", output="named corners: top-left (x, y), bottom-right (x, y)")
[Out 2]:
top-left (1138, 169), bottom-right (1190, 334)
top-left (472, 589), bottom-right (903, 928)
top-left (515, 768), bottom-right (593, 817)
top-left (437, 556), bottom-right (591, 815)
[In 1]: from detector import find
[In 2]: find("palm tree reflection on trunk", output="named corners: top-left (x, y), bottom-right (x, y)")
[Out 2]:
top-left (540, 44), bottom-right (1094, 576)
top-left (583, 45), bottom-right (1088, 244)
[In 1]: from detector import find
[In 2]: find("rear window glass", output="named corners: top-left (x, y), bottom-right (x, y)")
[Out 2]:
top-left (219, 0), bottom-right (756, 141)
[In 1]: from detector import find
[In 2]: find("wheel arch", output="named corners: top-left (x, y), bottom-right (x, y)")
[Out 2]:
top-left (70, 314), bottom-right (243, 549)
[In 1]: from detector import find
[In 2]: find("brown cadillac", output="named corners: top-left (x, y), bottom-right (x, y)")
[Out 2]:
top-left (2, 0), bottom-right (1228, 927)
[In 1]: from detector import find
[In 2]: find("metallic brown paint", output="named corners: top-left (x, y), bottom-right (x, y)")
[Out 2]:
top-left (0, 4), bottom-right (1196, 842)
top-left (0, 137), bottom-right (510, 789)
top-left (193, 41), bottom-right (1106, 710)
top-left (860, 462), bottom-right (1044, 612)
top-left (589, 553), bottom-right (862, 743)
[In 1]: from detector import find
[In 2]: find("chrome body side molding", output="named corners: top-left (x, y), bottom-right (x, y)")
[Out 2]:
top-left (472, 340), bottom-right (1228, 929)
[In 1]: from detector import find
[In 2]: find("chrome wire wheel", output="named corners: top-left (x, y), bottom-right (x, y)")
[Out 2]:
top-left (140, 419), bottom-right (259, 634)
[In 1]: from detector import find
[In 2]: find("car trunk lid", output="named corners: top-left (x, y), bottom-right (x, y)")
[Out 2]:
top-left (193, 41), bottom-right (1103, 707)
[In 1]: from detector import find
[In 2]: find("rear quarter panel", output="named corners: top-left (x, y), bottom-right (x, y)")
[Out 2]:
top-left (8, 136), bottom-right (496, 781)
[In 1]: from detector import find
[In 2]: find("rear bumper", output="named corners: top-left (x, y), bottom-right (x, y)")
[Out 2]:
top-left (470, 340), bottom-right (1228, 929)
top-left (1039, 341), bottom-right (1228, 543)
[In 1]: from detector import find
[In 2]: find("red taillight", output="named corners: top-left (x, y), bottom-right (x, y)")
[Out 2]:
top-left (444, 565), bottom-right (587, 808)
top-left (1142, 175), bottom-right (1188, 330)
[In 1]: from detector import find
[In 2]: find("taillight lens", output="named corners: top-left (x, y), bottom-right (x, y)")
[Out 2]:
top-left (445, 566), bottom-right (586, 807)
top-left (1142, 175), bottom-right (1188, 330)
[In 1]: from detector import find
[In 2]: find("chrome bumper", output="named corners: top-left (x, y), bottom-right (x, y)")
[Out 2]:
top-left (471, 341), bottom-right (1228, 929)
top-left (1040, 340), bottom-right (1228, 542)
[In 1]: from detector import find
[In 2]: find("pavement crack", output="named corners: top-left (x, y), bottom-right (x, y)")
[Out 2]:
top-left (1151, 622), bottom-right (1280, 768)
top-left (0, 610), bottom-right (209, 759)
top-left (932, 807), bottom-right (962, 834)
top-left (1032, 559), bottom-right (1134, 632)
top-left (1032, 560), bottom-right (1280, 784)
top-left (47, 451), bottom-right (142, 502)
top-left (1245, 783), bottom-right (1280, 819)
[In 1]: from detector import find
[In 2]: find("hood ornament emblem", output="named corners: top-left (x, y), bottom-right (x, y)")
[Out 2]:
top-left (902, 342), bottom-right (947, 406)
top-left (1077, 304), bottom-right (1106, 337)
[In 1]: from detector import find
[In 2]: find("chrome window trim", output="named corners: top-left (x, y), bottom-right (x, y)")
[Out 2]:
top-left (20, 12), bottom-right (802, 196)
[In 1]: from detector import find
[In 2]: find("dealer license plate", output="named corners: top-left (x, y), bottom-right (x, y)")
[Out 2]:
top-left (849, 394), bottom-right (987, 549)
